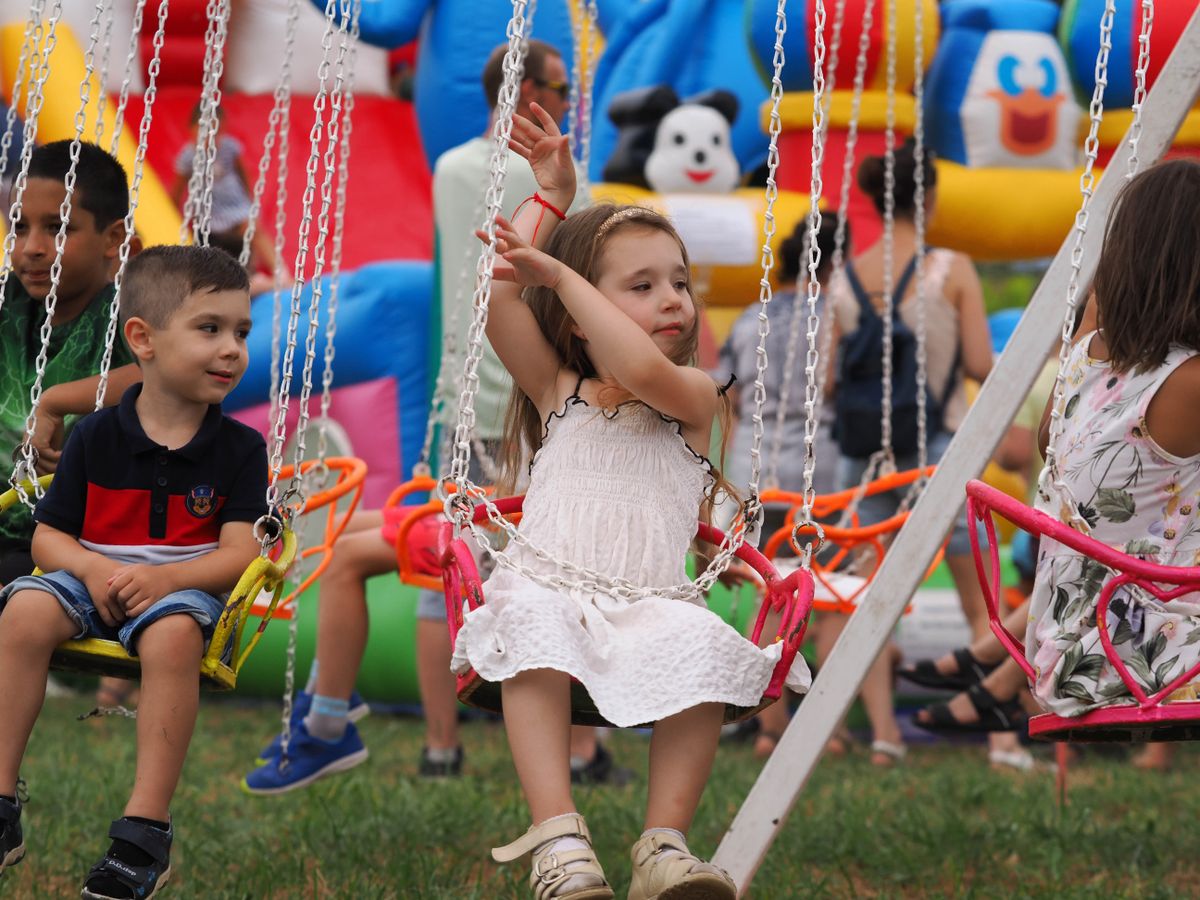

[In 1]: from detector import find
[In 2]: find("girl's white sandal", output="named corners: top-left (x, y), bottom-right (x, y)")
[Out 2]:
top-left (493, 813), bottom-right (614, 900)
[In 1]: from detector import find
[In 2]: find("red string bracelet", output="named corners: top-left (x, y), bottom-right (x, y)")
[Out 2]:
top-left (532, 192), bottom-right (567, 221)
top-left (513, 192), bottom-right (567, 243)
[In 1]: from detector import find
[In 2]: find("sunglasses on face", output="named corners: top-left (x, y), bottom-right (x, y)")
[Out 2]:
top-left (532, 77), bottom-right (569, 100)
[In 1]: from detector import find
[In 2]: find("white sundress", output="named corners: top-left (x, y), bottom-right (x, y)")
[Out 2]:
top-left (450, 386), bottom-right (813, 727)
top-left (1027, 333), bottom-right (1200, 717)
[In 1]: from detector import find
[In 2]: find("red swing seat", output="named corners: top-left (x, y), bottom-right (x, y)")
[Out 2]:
top-left (966, 479), bottom-right (1200, 742)
top-left (439, 495), bottom-right (815, 728)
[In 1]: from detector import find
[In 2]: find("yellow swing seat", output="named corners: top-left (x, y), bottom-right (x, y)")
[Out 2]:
top-left (0, 477), bottom-right (299, 691)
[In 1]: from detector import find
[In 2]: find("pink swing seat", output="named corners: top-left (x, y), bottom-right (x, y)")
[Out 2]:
top-left (966, 479), bottom-right (1200, 743)
top-left (439, 495), bottom-right (816, 728)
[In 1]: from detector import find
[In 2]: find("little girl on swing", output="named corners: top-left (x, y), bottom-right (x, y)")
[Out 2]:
top-left (1029, 159), bottom-right (1200, 718)
top-left (452, 104), bottom-right (811, 899)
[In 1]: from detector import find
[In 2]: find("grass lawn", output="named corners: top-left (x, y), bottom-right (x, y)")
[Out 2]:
top-left (6, 693), bottom-right (1199, 899)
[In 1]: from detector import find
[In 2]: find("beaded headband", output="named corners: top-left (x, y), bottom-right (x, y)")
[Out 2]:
top-left (595, 206), bottom-right (659, 239)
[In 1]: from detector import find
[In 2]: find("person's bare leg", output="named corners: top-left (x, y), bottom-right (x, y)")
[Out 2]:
top-left (502, 668), bottom-right (575, 823)
top-left (416, 619), bottom-right (459, 751)
top-left (947, 553), bottom-right (990, 641)
top-left (312, 518), bottom-right (395, 702)
top-left (927, 599), bottom-right (1030, 676)
top-left (1132, 743), bottom-right (1175, 771)
top-left (645, 702), bottom-right (724, 832)
top-left (124, 616), bottom-right (204, 820)
top-left (811, 613), bottom-right (853, 755)
top-left (918, 658), bottom-right (1029, 726)
top-left (861, 643), bottom-right (904, 765)
top-left (0, 591), bottom-right (77, 794)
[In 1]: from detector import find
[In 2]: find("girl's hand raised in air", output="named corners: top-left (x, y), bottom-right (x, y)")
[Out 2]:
top-left (478, 214), bottom-right (565, 289)
top-left (509, 102), bottom-right (575, 207)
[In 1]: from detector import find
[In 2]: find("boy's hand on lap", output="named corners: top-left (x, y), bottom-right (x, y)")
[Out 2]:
top-left (108, 564), bottom-right (177, 618)
top-left (80, 557), bottom-right (126, 626)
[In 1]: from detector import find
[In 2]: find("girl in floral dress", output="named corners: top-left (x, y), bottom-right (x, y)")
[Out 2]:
top-left (1028, 159), bottom-right (1200, 717)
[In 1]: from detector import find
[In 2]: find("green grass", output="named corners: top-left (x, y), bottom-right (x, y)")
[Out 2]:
top-left (8, 694), bottom-right (1200, 898)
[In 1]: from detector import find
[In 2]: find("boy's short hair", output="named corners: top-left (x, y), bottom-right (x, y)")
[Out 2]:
top-left (27, 140), bottom-right (128, 229)
top-left (119, 245), bottom-right (250, 332)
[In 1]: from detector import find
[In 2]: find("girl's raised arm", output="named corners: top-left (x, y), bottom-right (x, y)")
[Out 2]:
top-left (483, 103), bottom-right (576, 413)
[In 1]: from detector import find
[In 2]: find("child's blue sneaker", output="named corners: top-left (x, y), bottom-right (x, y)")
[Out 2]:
top-left (0, 793), bottom-right (23, 875)
top-left (252, 690), bottom-right (369, 765)
top-left (241, 722), bottom-right (368, 795)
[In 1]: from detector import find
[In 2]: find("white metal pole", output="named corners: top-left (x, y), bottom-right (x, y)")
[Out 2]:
top-left (713, 6), bottom-right (1200, 893)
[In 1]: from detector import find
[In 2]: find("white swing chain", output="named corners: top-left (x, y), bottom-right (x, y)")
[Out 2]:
top-left (1127, 0), bottom-right (1154, 180)
top-left (264, 0), bottom-right (346, 521)
top-left (194, 0), bottom-right (231, 246)
top-left (315, 0), bottom-right (360, 469)
top-left (286, 0), bottom-right (355, 506)
top-left (445, 0), bottom-right (530, 493)
top-left (908, 0), bottom-right (930, 492)
top-left (276, 0), bottom-right (357, 768)
top-left (95, 0), bottom-right (170, 412)
top-left (0, 0), bottom-right (56, 318)
top-left (268, 59), bottom-right (297, 436)
top-left (743, 0), bottom-right (792, 532)
top-left (875, 0), bottom-right (899, 476)
top-left (768, 0), bottom-right (846, 491)
top-left (14, 0), bottom-right (84, 506)
top-left (0, 12), bottom-right (39, 190)
top-left (242, 0), bottom-right (301, 270)
top-left (90, 0), bottom-right (115, 146)
top-left (107, 0), bottom-right (148, 153)
top-left (1040, 0), bottom-right (1115, 529)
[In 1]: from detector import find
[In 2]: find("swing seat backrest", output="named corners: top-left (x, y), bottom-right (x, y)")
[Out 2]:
top-left (438, 495), bottom-right (815, 727)
top-left (966, 479), bottom-right (1200, 742)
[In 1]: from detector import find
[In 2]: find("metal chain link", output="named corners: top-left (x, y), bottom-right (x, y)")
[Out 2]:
top-left (242, 0), bottom-right (301, 268)
top-left (567, 0), bottom-right (599, 198)
top-left (0, 0), bottom-right (55, 318)
top-left (10, 0), bottom-right (72, 505)
top-left (194, 0), bottom-right (231, 245)
top-left (1040, 0), bottom-right (1115, 529)
top-left (0, 11), bottom-right (40, 192)
top-left (286, 1), bottom-right (355, 506)
top-left (108, 0), bottom-right (148, 152)
top-left (875, 0), bottom-right (899, 474)
top-left (265, 0), bottom-right (344, 519)
top-left (445, 0), bottom-right (531, 491)
top-left (95, 0), bottom-right (170, 412)
top-left (1126, 0), bottom-right (1154, 180)
top-left (91, 0), bottom-right (115, 145)
top-left (316, 0), bottom-right (360, 467)
top-left (768, 0), bottom-right (845, 490)
top-left (907, 0), bottom-right (930, 493)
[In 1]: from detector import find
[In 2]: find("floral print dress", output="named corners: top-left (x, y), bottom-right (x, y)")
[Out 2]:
top-left (1027, 332), bottom-right (1200, 716)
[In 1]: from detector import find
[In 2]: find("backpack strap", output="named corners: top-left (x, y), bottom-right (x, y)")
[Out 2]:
top-left (843, 255), bottom-right (921, 322)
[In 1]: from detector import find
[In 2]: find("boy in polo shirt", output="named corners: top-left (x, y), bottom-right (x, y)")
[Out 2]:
top-left (0, 140), bottom-right (143, 583)
top-left (0, 245), bottom-right (267, 899)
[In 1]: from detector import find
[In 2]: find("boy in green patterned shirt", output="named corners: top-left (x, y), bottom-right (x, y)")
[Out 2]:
top-left (0, 141), bottom-right (141, 581)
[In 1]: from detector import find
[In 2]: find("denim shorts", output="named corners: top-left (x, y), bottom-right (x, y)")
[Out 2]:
top-left (835, 429), bottom-right (984, 558)
top-left (0, 570), bottom-right (226, 655)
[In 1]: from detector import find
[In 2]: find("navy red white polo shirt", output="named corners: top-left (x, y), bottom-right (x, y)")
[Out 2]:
top-left (35, 384), bottom-right (268, 565)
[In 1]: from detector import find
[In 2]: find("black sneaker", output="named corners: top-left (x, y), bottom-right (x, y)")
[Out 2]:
top-left (419, 746), bottom-right (463, 779)
top-left (570, 743), bottom-right (635, 787)
top-left (0, 793), bottom-right (24, 875)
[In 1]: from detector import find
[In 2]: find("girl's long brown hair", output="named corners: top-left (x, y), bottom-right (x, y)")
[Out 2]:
top-left (496, 203), bottom-right (737, 520)
top-left (1093, 159), bottom-right (1200, 373)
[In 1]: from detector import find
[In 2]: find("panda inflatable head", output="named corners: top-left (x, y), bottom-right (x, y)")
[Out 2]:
top-left (644, 90), bottom-right (741, 194)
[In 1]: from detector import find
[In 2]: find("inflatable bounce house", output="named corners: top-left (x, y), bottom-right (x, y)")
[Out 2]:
top-left (2, 0), bottom-right (1199, 703)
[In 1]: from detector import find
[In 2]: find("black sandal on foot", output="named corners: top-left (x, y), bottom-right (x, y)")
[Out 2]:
top-left (898, 648), bottom-right (1000, 692)
top-left (82, 817), bottom-right (173, 900)
top-left (914, 684), bottom-right (1028, 735)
